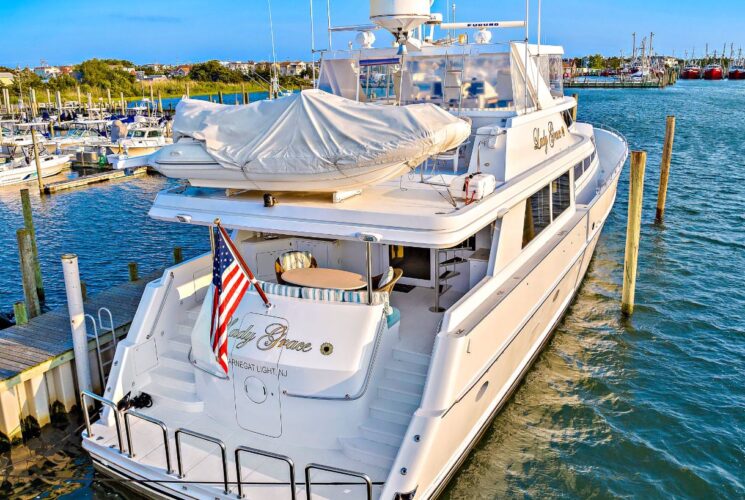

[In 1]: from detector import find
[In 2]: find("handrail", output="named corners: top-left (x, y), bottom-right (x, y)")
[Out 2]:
top-left (80, 390), bottom-right (125, 453)
top-left (235, 446), bottom-right (296, 499)
top-left (123, 410), bottom-right (172, 474)
top-left (284, 309), bottom-right (387, 400)
top-left (98, 307), bottom-right (116, 344)
top-left (146, 271), bottom-right (175, 340)
top-left (174, 428), bottom-right (229, 495)
top-left (85, 314), bottom-right (106, 390)
top-left (304, 463), bottom-right (372, 500)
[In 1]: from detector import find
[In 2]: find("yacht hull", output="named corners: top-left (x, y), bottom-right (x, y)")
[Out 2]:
top-left (0, 155), bottom-right (69, 186)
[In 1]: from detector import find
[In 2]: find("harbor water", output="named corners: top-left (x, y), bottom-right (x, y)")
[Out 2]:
top-left (1, 81), bottom-right (743, 498)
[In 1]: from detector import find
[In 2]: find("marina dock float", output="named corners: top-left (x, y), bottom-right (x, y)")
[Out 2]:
top-left (0, 271), bottom-right (158, 449)
top-left (43, 166), bottom-right (148, 194)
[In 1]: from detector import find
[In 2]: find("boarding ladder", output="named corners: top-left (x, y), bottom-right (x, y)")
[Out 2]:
top-left (84, 307), bottom-right (119, 389)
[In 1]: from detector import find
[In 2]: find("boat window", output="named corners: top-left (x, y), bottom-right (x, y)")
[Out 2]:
top-left (147, 130), bottom-right (161, 138)
top-left (547, 55), bottom-right (564, 98)
top-left (561, 109), bottom-right (574, 129)
top-left (127, 130), bottom-right (146, 138)
top-left (573, 161), bottom-right (583, 181)
top-left (522, 185), bottom-right (551, 247)
top-left (552, 172), bottom-right (571, 218)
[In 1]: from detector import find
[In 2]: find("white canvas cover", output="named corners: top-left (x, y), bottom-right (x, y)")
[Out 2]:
top-left (172, 89), bottom-right (470, 181)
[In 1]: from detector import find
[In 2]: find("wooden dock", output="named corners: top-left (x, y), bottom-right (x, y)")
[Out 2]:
top-left (43, 167), bottom-right (148, 194)
top-left (0, 271), bottom-right (159, 449)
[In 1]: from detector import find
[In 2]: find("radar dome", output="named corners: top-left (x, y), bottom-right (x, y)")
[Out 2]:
top-left (370, 0), bottom-right (431, 34)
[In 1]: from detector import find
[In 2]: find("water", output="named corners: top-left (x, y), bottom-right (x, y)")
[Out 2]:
top-left (2, 81), bottom-right (744, 498)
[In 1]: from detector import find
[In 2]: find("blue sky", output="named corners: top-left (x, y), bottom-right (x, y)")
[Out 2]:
top-left (1, 0), bottom-right (743, 66)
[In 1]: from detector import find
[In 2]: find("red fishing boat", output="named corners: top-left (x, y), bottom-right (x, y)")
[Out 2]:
top-left (680, 65), bottom-right (702, 79)
top-left (704, 64), bottom-right (724, 80)
top-left (728, 65), bottom-right (745, 80)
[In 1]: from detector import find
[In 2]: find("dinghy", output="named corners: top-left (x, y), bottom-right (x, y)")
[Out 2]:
top-left (152, 89), bottom-right (471, 192)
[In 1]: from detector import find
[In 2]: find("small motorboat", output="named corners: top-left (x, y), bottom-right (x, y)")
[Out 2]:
top-left (0, 151), bottom-right (70, 186)
top-left (152, 89), bottom-right (471, 192)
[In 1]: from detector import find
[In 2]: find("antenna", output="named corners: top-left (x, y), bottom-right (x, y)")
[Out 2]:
top-left (326, 0), bottom-right (333, 50)
top-left (267, 0), bottom-right (279, 99)
top-left (309, 0), bottom-right (317, 85)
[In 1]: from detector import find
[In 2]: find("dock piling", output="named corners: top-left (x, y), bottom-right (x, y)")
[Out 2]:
top-left (30, 129), bottom-right (45, 194)
top-left (128, 262), bottom-right (139, 282)
top-left (80, 280), bottom-right (87, 301)
top-left (621, 151), bottom-right (647, 316)
top-left (173, 246), bottom-right (183, 264)
top-left (571, 93), bottom-right (579, 121)
top-left (20, 189), bottom-right (44, 302)
top-left (218, 91), bottom-right (224, 104)
top-left (16, 229), bottom-right (40, 318)
top-left (655, 116), bottom-right (676, 222)
top-left (61, 254), bottom-right (92, 397)
top-left (13, 301), bottom-right (28, 326)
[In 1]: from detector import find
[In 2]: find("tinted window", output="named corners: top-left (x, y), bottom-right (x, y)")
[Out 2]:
top-left (522, 185), bottom-right (551, 248)
top-left (574, 162), bottom-right (583, 181)
top-left (552, 173), bottom-right (571, 218)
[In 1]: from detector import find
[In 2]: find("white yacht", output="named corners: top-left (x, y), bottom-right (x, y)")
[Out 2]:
top-left (0, 145), bottom-right (70, 186)
top-left (106, 119), bottom-right (170, 169)
top-left (80, 1), bottom-right (628, 498)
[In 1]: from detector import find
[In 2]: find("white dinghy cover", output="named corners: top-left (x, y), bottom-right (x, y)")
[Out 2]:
top-left (164, 89), bottom-right (471, 191)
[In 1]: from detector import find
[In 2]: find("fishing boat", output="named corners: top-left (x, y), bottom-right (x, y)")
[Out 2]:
top-left (80, 1), bottom-right (628, 498)
top-left (680, 64), bottom-right (702, 79)
top-left (704, 63), bottom-right (724, 80)
top-left (49, 120), bottom-right (110, 154)
top-left (729, 65), bottom-right (745, 80)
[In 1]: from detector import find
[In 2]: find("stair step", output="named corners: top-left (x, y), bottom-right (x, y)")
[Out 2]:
top-left (143, 382), bottom-right (204, 412)
top-left (339, 437), bottom-right (398, 470)
top-left (439, 256), bottom-right (467, 267)
top-left (370, 399), bottom-right (417, 425)
top-left (378, 379), bottom-right (424, 405)
top-left (384, 360), bottom-right (428, 385)
top-left (151, 365), bottom-right (196, 391)
top-left (359, 418), bottom-right (408, 447)
top-left (159, 350), bottom-right (191, 370)
top-left (186, 308), bottom-right (201, 321)
top-left (177, 323), bottom-right (193, 336)
top-left (439, 270), bottom-right (460, 281)
top-left (392, 349), bottom-right (431, 367)
top-left (168, 336), bottom-right (191, 355)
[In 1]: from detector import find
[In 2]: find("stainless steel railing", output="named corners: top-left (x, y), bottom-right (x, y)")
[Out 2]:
top-left (80, 390), bottom-right (125, 453)
top-left (305, 463), bottom-right (372, 500)
top-left (123, 410), bottom-right (172, 474)
top-left (174, 427), bottom-right (229, 495)
top-left (235, 446), bottom-right (296, 499)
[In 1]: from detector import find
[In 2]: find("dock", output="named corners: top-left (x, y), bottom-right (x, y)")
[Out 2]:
top-left (0, 271), bottom-right (159, 449)
top-left (43, 166), bottom-right (148, 194)
top-left (565, 67), bottom-right (679, 89)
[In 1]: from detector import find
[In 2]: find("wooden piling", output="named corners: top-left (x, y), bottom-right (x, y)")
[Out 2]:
top-left (30, 129), bottom-right (45, 194)
top-left (20, 189), bottom-right (44, 302)
top-left (571, 93), bottom-right (579, 121)
top-left (80, 280), bottom-right (87, 301)
top-left (157, 90), bottom-right (163, 114)
top-left (655, 115), bottom-right (676, 222)
top-left (218, 91), bottom-right (224, 104)
top-left (621, 151), bottom-right (646, 316)
top-left (13, 301), bottom-right (28, 326)
top-left (186, 82), bottom-right (190, 98)
top-left (244, 91), bottom-right (250, 104)
top-left (173, 246), bottom-right (183, 264)
top-left (128, 262), bottom-right (139, 282)
top-left (17, 229), bottom-right (40, 318)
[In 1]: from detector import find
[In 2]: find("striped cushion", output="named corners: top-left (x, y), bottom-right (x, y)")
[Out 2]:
top-left (343, 291), bottom-right (392, 315)
top-left (301, 287), bottom-right (345, 302)
top-left (257, 280), bottom-right (302, 298)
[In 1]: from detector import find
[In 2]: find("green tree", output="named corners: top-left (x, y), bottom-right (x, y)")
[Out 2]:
top-left (588, 54), bottom-right (605, 69)
top-left (190, 60), bottom-right (245, 83)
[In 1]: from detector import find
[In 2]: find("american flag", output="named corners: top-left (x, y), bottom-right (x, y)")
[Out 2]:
top-left (210, 226), bottom-right (251, 373)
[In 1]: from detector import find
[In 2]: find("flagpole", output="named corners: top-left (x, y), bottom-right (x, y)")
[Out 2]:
top-left (210, 219), bottom-right (217, 257)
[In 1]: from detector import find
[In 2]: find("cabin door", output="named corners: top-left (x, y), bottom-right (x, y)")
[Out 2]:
top-left (231, 312), bottom-right (284, 437)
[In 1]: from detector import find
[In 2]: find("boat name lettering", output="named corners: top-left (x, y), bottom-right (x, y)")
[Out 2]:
top-left (228, 359), bottom-right (288, 377)
top-left (228, 319), bottom-right (312, 353)
top-left (533, 121), bottom-right (566, 154)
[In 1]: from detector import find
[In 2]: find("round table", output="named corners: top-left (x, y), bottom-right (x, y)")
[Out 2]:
top-left (281, 268), bottom-right (367, 290)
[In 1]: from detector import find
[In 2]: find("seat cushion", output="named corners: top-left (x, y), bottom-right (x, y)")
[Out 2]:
top-left (301, 287), bottom-right (345, 302)
top-left (377, 266), bottom-right (395, 288)
top-left (279, 251), bottom-right (313, 271)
